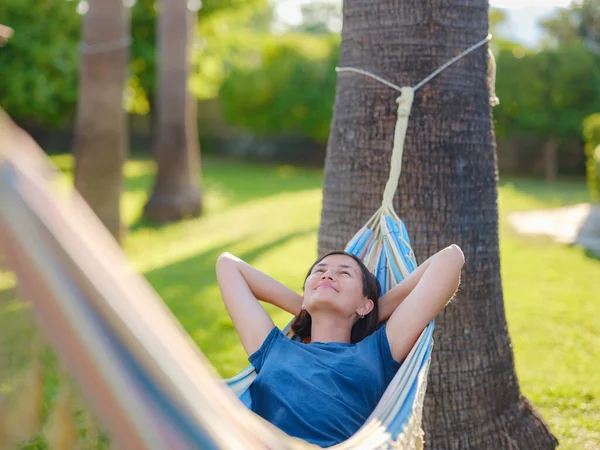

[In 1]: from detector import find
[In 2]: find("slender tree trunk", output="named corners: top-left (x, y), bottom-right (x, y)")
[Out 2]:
top-left (144, 0), bottom-right (202, 223)
top-left (543, 137), bottom-right (558, 184)
top-left (73, 0), bottom-right (129, 243)
top-left (319, 1), bottom-right (558, 448)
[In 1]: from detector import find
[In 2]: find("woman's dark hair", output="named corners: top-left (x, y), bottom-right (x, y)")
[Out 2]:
top-left (291, 251), bottom-right (381, 344)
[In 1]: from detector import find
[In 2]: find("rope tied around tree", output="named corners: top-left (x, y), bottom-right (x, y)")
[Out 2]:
top-left (335, 34), bottom-right (499, 211)
top-left (79, 36), bottom-right (132, 55)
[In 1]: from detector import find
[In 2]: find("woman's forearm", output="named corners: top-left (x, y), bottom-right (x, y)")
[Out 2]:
top-left (218, 253), bottom-right (303, 316)
top-left (378, 245), bottom-right (461, 323)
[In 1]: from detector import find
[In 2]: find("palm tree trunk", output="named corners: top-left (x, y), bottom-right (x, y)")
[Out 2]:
top-left (319, 0), bottom-right (558, 448)
top-left (143, 0), bottom-right (202, 224)
top-left (73, 0), bottom-right (129, 243)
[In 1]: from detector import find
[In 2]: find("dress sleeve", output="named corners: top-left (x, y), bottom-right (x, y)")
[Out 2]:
top-left (248, 326), bottom-right (283, 372)
top-left (376, 324), bottom-right (402, 385)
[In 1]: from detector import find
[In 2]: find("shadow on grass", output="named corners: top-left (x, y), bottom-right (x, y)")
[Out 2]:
top-left (584, 248), bottom-right (600, 261)
top-left (128, 212), bottom-right (163, 232)
top-left (142, 226), bottom-right (316, 355)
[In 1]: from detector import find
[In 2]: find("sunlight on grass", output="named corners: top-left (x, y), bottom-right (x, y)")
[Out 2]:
top-left (0, 270), bottom-right (15, 291)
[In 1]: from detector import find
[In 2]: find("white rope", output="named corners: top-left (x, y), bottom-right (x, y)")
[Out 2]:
top-left (335, 67), bottom-right (404, 93)
top-left (335, 34), bottom-right (492, 92)
top-left (335, 35), bottom-right (497, 210)
top-left (488, 48), bottom-right (500, 106)
top-left (79, 37), bottom-right (132, 55)
top-left (413, 34), bottom-right (491, 90)
top-left (382, 87), bottom-right (414, 210)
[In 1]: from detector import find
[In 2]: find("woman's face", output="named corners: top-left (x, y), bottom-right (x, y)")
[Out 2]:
top-left (303, 254), bottom-right (373, 320)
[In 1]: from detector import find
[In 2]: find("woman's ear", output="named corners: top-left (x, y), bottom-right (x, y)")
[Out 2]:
top-left (358, 299), bottom-right (375, 316)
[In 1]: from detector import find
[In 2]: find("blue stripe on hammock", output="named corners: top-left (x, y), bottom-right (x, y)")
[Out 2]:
top-left (382, 236), bottom-right (403, 283)
top-left (376, 247), bottom-right (389, 295)
top-left (385, 216), bottom-right (416, 269)
top-left (346, 226), bottom-right (374, 257)
top-left (386, 216), bottom-right (417, 272)
top-left (69, 276), bottom-right (222, 449)
top-left (388, 326), bottom-right (434, 438)
top-left (238, 389), bottom-right (252, 409)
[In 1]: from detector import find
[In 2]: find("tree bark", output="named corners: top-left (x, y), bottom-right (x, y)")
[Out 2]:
top-left (73, 0), bottom-right (129, 243)
top-left (319, 0), bottom-right (558, 448)
top-left (144, 0), bottom-right (202, 223)
top-left (544, 137), bottom-right (558, 184)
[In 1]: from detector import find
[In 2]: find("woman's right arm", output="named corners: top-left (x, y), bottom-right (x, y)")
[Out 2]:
top-left (215, 253), bottom-right (302, 355)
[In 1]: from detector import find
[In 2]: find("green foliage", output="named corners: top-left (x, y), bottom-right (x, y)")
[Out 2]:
top-left (583, 113), bottom-right (600, 201)
top-left (130, 0), bottom-right (273, 107)
top-left (0, 0), bottom-right (271, 125)
top-left (129, 0), bottom-right (157, 114)
top-left (540, 0), bottom-right (600, 50)
top-left (494, 41), bottom-right (600, 141)
top-left (0, 0), bottom-right (81, 127)
top-left (489, 7), bottom-right (507, 31)
top-left (219, 33), bottom-right (339, 143)
top-left (190, 3), bottom-right (274, 100)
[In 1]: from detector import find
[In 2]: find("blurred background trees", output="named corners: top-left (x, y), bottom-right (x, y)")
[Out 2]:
top-left (1, 0), bottom-right (599, 190)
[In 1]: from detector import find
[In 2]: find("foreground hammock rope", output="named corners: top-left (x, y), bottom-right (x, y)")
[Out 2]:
top-left (0, 34), bottom-right (495, 449)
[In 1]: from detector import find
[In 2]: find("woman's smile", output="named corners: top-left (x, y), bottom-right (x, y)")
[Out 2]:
top-left (316, 282), bottom-right (338, 292)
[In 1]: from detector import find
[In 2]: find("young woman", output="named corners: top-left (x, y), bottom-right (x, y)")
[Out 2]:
top-left (216, 244), bottom-right (464, 447)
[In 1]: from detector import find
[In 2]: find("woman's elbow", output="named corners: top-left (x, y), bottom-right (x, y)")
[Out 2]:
top-left (216, 252), bottom-right (240, 276)
top-left (450, 244), bottom-right (465, 267)
top-left (217, 252), bottom-right (240, 265)
top-left (445, 244), bottom-right (465, 268)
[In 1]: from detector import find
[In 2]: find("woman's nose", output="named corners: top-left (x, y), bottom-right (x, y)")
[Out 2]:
top-left (321, 270), bottom-right (334, 279)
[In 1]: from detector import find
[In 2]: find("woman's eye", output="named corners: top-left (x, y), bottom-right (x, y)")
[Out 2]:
top-left (314, 269), bottom-right (324, 273)
top-left (342, 271), bottom-right (350, 276)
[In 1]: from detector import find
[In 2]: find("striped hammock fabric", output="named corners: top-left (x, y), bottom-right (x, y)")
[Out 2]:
top-left (0, 87), bottom-right (433, 449)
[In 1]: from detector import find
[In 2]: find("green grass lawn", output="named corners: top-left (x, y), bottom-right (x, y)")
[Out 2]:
top-left (498, 179), bottom-right (599, 449)
top-left (1, 156), bottom-right (598, 449)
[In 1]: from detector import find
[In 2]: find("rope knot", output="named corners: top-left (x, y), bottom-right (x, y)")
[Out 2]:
top-left (395, 87), bottom-right (415, 116)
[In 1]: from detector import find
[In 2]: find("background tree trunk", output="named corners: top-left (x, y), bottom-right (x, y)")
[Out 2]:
top-left (544, 137), bottom-right (558, 184)
top-left (144, 0), bottom-right (202, 223)
top-left (73, 0), bottom-right (129, 243)
top-left (319, 0), bottom-right (558, 448)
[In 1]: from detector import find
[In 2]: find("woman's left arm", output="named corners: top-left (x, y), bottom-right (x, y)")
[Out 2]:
top-left (385, 245), bottom-right (465, 362)
top-left (377, 251), bottom-right (438, 325)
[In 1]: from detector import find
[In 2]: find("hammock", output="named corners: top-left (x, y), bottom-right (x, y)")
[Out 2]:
top-left (0, 36), bottom-right (494, 449)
